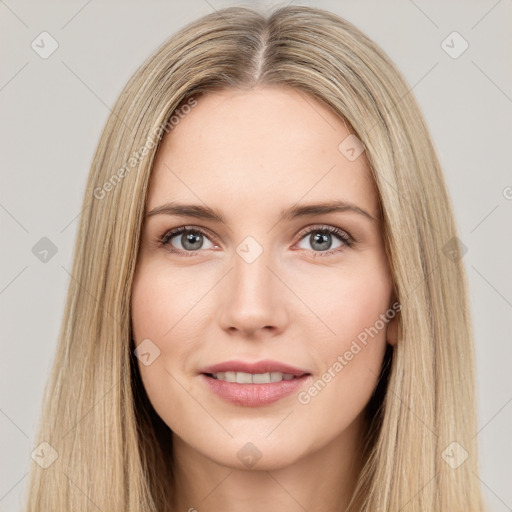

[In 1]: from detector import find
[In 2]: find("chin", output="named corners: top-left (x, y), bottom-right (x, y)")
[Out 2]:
top-left (192, 433), bottom-right (311, 471)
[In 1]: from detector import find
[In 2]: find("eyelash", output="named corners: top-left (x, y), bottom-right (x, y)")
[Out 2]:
top-left (158, 224), bottom-right (355, 258)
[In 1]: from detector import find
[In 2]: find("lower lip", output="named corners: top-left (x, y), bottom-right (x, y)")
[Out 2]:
top-left (200, 373), bottom-right (311, 407)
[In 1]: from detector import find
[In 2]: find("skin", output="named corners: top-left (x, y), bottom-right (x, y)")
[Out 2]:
top-left (130, 86), bottom-right (398, 512)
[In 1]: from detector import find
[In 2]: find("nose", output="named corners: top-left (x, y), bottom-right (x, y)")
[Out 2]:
top-left (217, 246), bottom-right (289, 339)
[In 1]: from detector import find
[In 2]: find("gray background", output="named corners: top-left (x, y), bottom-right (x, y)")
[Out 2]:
top-left (1, 1), bottom-right (511, 510)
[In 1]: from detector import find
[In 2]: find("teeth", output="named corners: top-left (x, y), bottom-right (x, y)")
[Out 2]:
top-left (236, 371), bottom-right (252, 384)
top-left (211, 371), bottom-right (296, 383)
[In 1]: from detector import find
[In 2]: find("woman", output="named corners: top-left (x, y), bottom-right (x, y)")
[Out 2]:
top-left (24, 5), bottom-right (484, 511)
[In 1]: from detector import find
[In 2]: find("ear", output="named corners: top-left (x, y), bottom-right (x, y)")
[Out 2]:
top-left (386, 310), bottom-right (399, 347)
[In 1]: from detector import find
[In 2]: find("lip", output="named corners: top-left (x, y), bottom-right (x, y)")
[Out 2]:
top-left (199, 359), bottom-right (310, 376)
top-left (199, 359), bottom-right (312, 407)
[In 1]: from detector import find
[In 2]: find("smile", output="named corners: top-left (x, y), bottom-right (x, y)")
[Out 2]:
top-left (207, 371), bottom-right (297, 383)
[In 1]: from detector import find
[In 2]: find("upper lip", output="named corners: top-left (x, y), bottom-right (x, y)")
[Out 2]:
top-left (199, 359), bottom-right (311, 377)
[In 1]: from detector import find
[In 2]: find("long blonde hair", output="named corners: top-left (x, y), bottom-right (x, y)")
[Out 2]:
top-left (24, 5), bottom-right (483, 511)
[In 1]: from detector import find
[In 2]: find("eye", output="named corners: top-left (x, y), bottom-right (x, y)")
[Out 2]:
top-left (159, 226), bottom-right (217, 256)
top-left (295, 225), bottom-right (354, 257)
top-left (158, 224), bottom-right (354, 257)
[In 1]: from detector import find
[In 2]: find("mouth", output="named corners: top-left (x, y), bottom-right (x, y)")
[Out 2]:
top-left (198, 360), bottom-right (312, 407)
top-left (199, 359), bottom-right (310, 377)
top-left (204, 371), bottom-right (303, 383)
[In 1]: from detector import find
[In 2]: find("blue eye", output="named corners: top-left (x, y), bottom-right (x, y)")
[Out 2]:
top-left (159, 225), bottom-right (354, 257)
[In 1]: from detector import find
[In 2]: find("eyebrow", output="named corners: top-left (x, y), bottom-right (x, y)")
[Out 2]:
top-left (145, 200), bottom-right (378, 223)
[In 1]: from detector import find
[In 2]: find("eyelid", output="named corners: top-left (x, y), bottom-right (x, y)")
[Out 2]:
top-left (295, 223), bottom-right (353, 243)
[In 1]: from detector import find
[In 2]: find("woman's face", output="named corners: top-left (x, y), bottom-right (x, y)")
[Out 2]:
top-left (131, 86), bottom-right (398, 471)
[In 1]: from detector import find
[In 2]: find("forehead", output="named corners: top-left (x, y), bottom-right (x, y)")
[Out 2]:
top-left (147, 86), bottom-right (378, 220)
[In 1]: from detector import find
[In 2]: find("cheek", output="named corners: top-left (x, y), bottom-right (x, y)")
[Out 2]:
top-left (130, 260), bottom-right (222, 403)
top-left (131, 263), bottom-right (201, 342)
top-left (293, 255), bottom-right (392, 417)
top-left (130, 264), bottom-right (192, 387)
top-left (294, 253), bottom-right (393, 347)
top-left (295, 288), bottom-right (390, 443)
